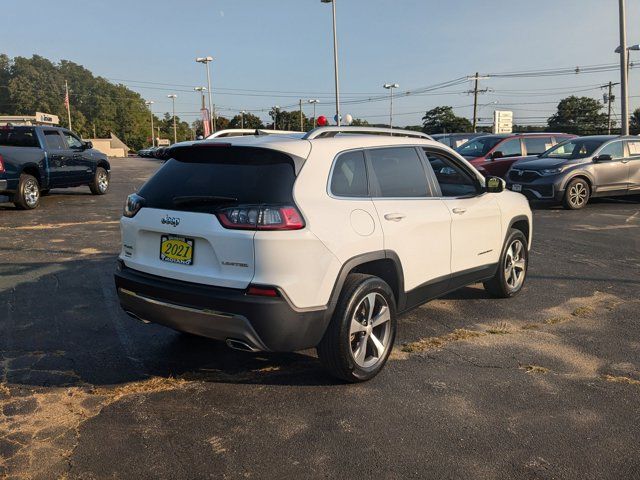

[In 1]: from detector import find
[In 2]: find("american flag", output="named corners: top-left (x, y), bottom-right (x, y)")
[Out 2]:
top-left (64, 89), bottom-right (69, 108)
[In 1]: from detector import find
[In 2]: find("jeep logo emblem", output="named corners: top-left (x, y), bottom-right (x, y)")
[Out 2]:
top-left (161, 215), bottom-right (180, 227)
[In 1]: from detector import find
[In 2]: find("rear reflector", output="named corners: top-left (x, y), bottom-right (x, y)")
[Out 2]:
top-left (247, 286), bottom-right (279, 297)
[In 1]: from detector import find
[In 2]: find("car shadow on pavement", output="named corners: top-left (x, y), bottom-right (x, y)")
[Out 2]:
top-left (0, 256), bottom-right (339, 390)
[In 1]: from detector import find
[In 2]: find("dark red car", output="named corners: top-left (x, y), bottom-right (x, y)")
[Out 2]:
top-left (455, 133), bottom-right (576, 178)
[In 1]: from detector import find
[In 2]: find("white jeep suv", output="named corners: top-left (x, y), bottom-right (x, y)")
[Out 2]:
top-left (115, 127), bottom-right (532, 382)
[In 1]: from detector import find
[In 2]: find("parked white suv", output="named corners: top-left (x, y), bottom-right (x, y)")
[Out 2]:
top-left (115, 127), bottom-right (532, 382)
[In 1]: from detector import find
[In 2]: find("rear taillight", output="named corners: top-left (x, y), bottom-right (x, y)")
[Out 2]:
top-left (0, 154), bottom-right (4, 173)
top-left (216, 205), bottom-right (304, 230)
top-left (123, 193), bottom-right (145, 218)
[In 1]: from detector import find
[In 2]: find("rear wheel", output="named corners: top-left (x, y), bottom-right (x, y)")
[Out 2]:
top-left (563, 178), bottom-right (590, 210)
top-left (13, 174), bottom-right (40, 210)
top-left (317, 274), bottom-right (397, 382)
top-left (483, 229), bottom-right (528, 298)
top-left (90, 167), bottom-right (109, 195)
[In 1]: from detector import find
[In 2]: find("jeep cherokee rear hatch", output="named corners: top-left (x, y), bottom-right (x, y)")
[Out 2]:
top-left (120, 145), bottom-right (302, 288)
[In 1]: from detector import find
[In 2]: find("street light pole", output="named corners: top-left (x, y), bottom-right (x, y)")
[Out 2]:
top-left (145, 100), bottom-right (154, 147)
top-left (383, 83), bottom-right (399, 131)
top-left (618, 0), bottom-right (629, 135)
top-left (194, 87), bottom-right (207, 136)
top-left (272, 106), bottom-right (279, 130)
top-left (196, 56), bottom-right (216, 133)
top-left (240, 110), bottom-right (247, 129)
top-left (322, 0), bottom-right (341, 126)
top-left (167, 94), bottom-right (177, 144)
top-left (308, 99), bottom-right (319, 128)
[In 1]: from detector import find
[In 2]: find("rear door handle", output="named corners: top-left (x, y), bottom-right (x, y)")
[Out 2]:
top-left (452, 208), bottom-right (467, 215)
top-left (384, 213), bottom-right (406, 222)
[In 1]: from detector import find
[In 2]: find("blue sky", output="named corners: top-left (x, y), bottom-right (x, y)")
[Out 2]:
top-left (3, 0), bottom-right (640, 126)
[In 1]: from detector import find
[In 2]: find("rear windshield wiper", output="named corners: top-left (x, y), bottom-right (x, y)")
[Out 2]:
top-left (172, 195), bottom-right (238, 207)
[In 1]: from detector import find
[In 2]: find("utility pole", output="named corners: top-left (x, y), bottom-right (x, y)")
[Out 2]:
top-left (619, 0), bottom-right (629, 135)
top-left (602, 81), bottom-right (619, 134)
top-left (299, 99), bottom-right (304, 131)
top-left (468, 73), bottom-right (490, 133)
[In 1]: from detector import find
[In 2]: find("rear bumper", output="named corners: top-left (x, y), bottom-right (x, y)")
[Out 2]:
top-left (114, 261), bottom-right (329, 352)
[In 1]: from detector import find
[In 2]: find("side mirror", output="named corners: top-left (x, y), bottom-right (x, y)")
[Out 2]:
top-left (83, 141), bottom-right (93, 150)
top-left (490, 151), bottom-right (504, 160)
top-left (485, 176), bottom-right (506, 193)
top-left (594, 154), bottom-right (612, 163)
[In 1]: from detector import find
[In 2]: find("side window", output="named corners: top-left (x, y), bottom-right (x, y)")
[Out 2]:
top-left (524, 137), bottom-right (553, 155)
top-left (44, 131), bottom-right (66, 150)
top-left (626, 140), bottom-right (640, 157)
top-left (63, 132), bottom-right (83, 149)
top-left (368, 147), bottom-right (429, 198)
top-left (330, 150), bottom-right (368, 197)
top-left (599, 141), bottom-right (625, 159)
top-left (424, 150), bottom-right (479, 197)
top-left (494, 138), bottom-right (522, 158)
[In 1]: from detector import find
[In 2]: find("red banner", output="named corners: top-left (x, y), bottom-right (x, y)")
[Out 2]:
top-left (201, 108), bottom-right (211, 137)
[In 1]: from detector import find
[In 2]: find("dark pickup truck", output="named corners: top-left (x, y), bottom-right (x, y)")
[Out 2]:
top-left (0, 125), bottom-right (111, 209)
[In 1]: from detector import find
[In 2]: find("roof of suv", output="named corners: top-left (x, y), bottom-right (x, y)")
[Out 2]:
top-left (183, 127), bottom-right (444, 160)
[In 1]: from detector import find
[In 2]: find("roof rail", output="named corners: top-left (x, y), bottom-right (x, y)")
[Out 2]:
top-left (303, 126), bottom-right (433, 140)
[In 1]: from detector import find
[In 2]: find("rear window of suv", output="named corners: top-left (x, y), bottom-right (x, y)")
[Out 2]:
top-left (139, 146), bottom-right (297, 213)
top-left (0, 127), bottom-right (40, 147)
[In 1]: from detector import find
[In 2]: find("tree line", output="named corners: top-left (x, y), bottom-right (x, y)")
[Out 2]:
top-left (420, 96), bottom-right (640, 135)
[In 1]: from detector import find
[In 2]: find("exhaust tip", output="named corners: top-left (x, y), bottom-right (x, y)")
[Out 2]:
top-left (226, 338), bottom-right (261, 352)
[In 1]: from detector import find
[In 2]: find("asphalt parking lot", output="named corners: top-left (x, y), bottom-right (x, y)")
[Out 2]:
top-left (1, 157), bottom-right (639, 480)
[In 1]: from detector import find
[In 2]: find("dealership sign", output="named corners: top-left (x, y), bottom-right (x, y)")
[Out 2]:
top-left (492, 110), bottom-right (513, 134)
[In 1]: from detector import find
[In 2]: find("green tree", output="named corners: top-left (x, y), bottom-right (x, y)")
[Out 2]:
top-left (350, 118), bottom-right (370, 127)
top-left (422, 106), bottom-right (472, 134)
top-left (630, 108), bottom-right (640, 135)
top-left (229, 112), bottom-right (264, 129)
top-left (547, 96), bottom-right (609, 135)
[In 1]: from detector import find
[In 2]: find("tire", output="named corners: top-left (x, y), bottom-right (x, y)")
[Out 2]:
top-left (89, 167), bottom-right (109, 195)
top-left (563, 178), bottom-right (590, 210)
top-left (317, 274), bottom-right (397, 382)
top-left (483, 229), bottom-right (528, 298)
top-left (13, 174), bottom-right (40, 210)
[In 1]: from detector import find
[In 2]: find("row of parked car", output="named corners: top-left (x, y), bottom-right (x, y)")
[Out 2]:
top-left (434, 132), bottom-right (640, 210)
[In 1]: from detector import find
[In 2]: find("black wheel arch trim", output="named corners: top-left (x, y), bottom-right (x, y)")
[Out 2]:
top-left (507, 214), bottom-right (531, 247)
top-left (323, 250), bottom-right (405, 322)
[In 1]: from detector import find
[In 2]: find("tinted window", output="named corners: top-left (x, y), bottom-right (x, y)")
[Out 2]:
top-left (599, 141), bottom-right (625, 159)
top-left (331, 150), bottom-right (368, 197)
top-left (44, 131), bottom-right (66, 150)
top-left (495, 138), bottom-right (522, 157)
top-left (425, 150), bottom-right (478, 197)
top-left (139, 146), bottom-right (296, 213)
top-left (368, 148), bottom-right (428, 197)
top-left (63, 132), bottom-right (83, 149)
top-left (524, 137), bottom-right (553, 155)
top-left (0, 127), bottom-right (40, 147)
top-left (541, 138), bottom-right (604, 160)
top-left (455, 136), bottom-right (503, 158)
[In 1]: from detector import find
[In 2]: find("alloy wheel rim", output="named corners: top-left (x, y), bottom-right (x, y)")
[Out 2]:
top-left (349, 292), bottom-right (392, 368)
top-left (569, 183), bottom-right (587, 207)
top-left (24, 180), bottom-right (39, 207)
top-left (504, 239), bottom-right (526, 291)
top-left (98, 171), bottom-right (108, 192)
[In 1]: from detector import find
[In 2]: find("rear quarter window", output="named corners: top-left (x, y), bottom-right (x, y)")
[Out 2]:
top-left (330, 150), bottom-right (368, 197)
top-left (0, 128), bottom-right (40, 148)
